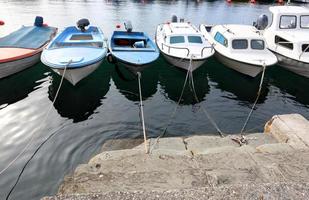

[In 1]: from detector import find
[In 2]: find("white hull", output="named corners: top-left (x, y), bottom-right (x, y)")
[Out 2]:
top-left (162, 53), bottom-right (207, 72)
top-left (274, 51), bottom-right (309, 78)
top-left (215, 52), bottom-right (263, 77)
top-left (0, 52), bottom-right (41, 79)
top-left (52, 60), bottom-right (102, 85)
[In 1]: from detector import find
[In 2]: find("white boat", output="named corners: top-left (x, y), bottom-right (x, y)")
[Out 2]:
top-left (155, 17), bottom-right (214, 72)
top-left (200, 24), bottom-right (277, 77)
top-left (259, 6), bottom-right (309, 78)
top-left (41, 19), bottom-right (108, 85)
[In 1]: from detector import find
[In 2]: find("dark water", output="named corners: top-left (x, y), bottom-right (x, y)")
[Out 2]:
top-left (1, 0), bottom-right (309, 199)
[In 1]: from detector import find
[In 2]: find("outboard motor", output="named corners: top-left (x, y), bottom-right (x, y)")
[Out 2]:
top-left (179, 18), bottom-right (185, 23)
top-left (124, 20), bottom-right (133, 32)
top-left (254, 14), bottom-right (268, 30)
top-left (171, 15), bottom-right (178, 23)
top-left (77, 18), bottom-right (90, 32)
top-left (34, 16), bottom-right (44, 27)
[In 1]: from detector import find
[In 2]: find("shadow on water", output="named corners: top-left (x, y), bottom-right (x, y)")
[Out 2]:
top-left (48, 62), bottom-right (112, 123)
top-left (206, 58), bottom-right (269, 106)
top-left (111, 62), bottom-right (159, 102)
top-left (268, 66), bottom-right (309, 106)
top-left (0, 63), bottom-right (48, 109)
top-left (158, 57), bottom-right (209, 105)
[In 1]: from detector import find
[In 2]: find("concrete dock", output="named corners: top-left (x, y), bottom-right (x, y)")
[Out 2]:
top-left (43, 114), bottom-right (309, 200)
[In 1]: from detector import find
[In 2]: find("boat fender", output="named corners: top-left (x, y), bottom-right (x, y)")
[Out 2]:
top-left (34, 16), bottom-right (44, 27)
top-left (77, 18), bottom-right (90, 32)
top-left (107, 54), bottom-right (115, 64)
top-left (0, 20), bottom-right (4, 26)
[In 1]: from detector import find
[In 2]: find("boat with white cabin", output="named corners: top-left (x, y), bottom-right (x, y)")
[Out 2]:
top-left (156, 16), bottom-right (214, 72)
top-left (200, 24), bottom-right (277, 77)
top-left (257, 6), bottom-right (309, 78)
top-left (41, 19), bottom-right (108, 85)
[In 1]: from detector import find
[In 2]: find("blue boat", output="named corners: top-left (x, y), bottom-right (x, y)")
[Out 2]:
top-left (41, 19), bottom-right (108, 85)
top-left (108, 21), bottom-right (159, 73)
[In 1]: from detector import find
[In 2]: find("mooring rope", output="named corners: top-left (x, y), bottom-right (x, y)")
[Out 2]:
top-left (189, 69), bottom-right (224, 137)
top-left (4, 61), bottom-right (71, 200)
top-left (137, 72), bottom-right (149, 154)
top-left (149, 57), bottom-right (193, 153)
top-left (240, 64), bottom-right (266, 134)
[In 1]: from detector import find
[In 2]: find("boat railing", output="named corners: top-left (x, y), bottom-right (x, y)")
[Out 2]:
top-left (161, 43), bottom-right (190, 56)
top-left (201, 45), bottom-right (213, 57)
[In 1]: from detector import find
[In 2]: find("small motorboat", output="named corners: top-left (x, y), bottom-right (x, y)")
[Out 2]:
top-left (108, 21), bottom-right (159, 73)
top-left (200, 24), bottom-right (277, 77)
top-left (156, 16), bottom-right (214, 72)
top-left (41, 19), bottom-right (108, 85)
top-left (0, 17), bottom-right (57, 79)
top-left (257, 6), bottom-right (309, 78)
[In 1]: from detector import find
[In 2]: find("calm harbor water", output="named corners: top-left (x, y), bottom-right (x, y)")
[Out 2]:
top-left (1, 0), bottom-right (309, 199)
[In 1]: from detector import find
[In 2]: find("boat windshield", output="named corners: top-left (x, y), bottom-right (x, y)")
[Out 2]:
top-left (170, 36), bottom-right (185, 44)
top-left (188, 36), bottom-right (203, 44)
top-left (232, 39), bottom-right (248, 49)
top-left (251, 40), bottom-right (264, 50)
top-left (280, 15), bottom-right (297, 29)
top-left (300, 15), bottom-right (309, 28)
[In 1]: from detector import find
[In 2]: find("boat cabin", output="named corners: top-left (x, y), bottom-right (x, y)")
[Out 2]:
top-left (161, 23), bottom-right (207, 46)
top-left (265, 6), bottom-right (309, 56)
top-left (211, 25), bottom-right (266, 52)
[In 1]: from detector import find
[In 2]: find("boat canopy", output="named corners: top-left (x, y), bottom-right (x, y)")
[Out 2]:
top-left (0, 26), bottom-right (56, 49)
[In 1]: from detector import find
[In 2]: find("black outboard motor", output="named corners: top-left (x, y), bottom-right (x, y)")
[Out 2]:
top-left (34, 16), bottom-right (44, 27)
top-left (124, 20), bottom-right (133, 32)
top-left (253, 14), bottom-right (268, 30)
top-left (171, 15), bottom-right (178, 23)
top-left (77, 18), bottom-right (90, 32)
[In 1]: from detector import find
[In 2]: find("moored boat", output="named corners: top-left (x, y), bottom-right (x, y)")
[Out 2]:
top-left (41, 19), bottom-right (108, 85)
top-left (0, 17), bottom-right (57, 79)
top-left (156, 16), bottom-right (214, 72)
top-left (108, 21), bottom-right (159, 73)
top-left (200, 24), bottom-right (277, 77)
top-left (257, 6), bottom-right (309, 78)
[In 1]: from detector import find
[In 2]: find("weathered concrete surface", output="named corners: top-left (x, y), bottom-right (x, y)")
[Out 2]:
top-left (43, 182), bottom-right (309, 200)
top-left (265, 114), bottom-right (309, 149)
top-left (43, 114), bottom-right (309, 200)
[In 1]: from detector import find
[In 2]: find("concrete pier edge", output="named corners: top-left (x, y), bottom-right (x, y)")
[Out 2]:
top-left (42, 113), bottom-right (309, 200)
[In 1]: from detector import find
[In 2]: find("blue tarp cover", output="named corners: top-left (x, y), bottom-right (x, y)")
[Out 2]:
top-left (0, 26), bottom-right (56, 49)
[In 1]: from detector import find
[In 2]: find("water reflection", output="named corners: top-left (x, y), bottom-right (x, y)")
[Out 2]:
top-left (48, 64), bottom-right (111, 122)
top-left (0, 63), bottom-right (48, 109)
top-left (111, 62), bottom-right (158, 101)
top-left (207, 58), bottom-right (269, 105)
top-left (159, 58), bottom-right (209, 105)
top-left (269, 66), bottom-right (309, 106)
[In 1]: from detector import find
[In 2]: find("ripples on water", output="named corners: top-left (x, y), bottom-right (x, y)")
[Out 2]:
top-left (0, 0), bottom-right (309, 199)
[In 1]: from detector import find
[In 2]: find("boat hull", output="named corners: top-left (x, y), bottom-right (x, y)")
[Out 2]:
top-left (214, 51), bottom-right (263, 77)
top-left (0, 52), bottom-right (41, 79)
top-left (272, 51), bottom-right (309, 78)
top-left (51, 60), bottom-right (102, 85)
top-left (162, 52), bottom-right (207, 72)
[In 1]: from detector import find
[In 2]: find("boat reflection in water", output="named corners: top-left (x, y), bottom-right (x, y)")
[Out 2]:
top-left (0, 63), bottom-right (48, 109)
top-left (207, 58), bottom-right (269, 106)
top-left (268, 66), bottom-right (309, 106)
top-left (158, 57), bottom-right (209, 105)
top-left (48, 63), bottom-right (111, 122)
top-left (111, 62), bottom-right (158, 102)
